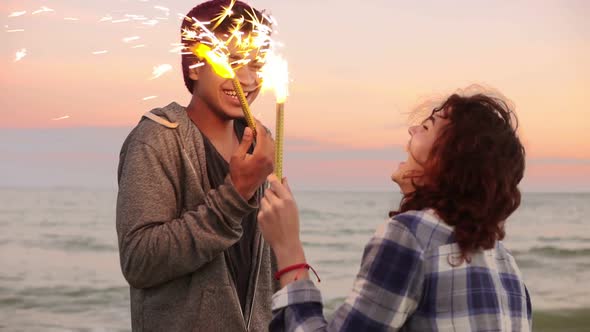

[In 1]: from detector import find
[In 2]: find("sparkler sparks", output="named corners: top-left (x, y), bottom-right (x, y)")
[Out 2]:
top-left (260, 53), bottom-right (289, 103)
top-left (211, 0), bottom-right (236, 30)
top-left (180, 3), bottom-right (282, 136)
top-left (5, 0), bottom-right (286, 118)
top-left (98, 15), bottom-right (113, 23)
top-left (189, 63), bottom-right (205, 69)
top-left (32, 6), bottom-right (55, 15)
top-left (52, 115), bottom-right (70, 121)
top-left (15, 49), bottom-right (27, 62)
top-left (8, 11), bottom-right (27, 18)
top-left (150, 64), bottom-right (173, 80)
top-left (123, 36), bottom-right (141, 43)
top-left (143, 96), bottom-right (158, 101)
top-left (169, 45), bottom-right (185, 54)
top-left (154, 6), bottom-right (171, 14)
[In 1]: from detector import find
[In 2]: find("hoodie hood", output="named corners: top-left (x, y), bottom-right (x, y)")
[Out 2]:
top-left (142, 102), bottom-right (187, 129)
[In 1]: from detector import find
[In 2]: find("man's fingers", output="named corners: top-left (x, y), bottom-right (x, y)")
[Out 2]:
top-left (255, 119), bottom-right (271, 138)
top-left (235, 127), bottom-right (254, 158)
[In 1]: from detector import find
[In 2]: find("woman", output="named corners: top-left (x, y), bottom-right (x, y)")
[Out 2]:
top-left (258, 92), bottom-right (532, 331)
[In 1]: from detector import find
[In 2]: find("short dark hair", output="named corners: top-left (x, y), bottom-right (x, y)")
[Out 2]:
top-left (180, 0), bottom-right (270, 94)
top-left (390, 93), bottom-right (526, 262)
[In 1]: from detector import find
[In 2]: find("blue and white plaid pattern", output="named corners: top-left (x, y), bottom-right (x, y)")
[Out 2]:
top-left (271, 209), bottom-right (532, 331)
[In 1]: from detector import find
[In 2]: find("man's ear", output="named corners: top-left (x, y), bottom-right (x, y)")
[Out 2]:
top-left (188, 63), bottom-right (201, 81)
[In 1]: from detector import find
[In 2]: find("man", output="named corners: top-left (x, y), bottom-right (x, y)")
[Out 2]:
top-left (116, 1), bottom-right (278, 330)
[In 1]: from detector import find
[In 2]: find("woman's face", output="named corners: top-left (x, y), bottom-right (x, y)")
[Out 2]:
top-left (391, 111), bottom-right (450, 193)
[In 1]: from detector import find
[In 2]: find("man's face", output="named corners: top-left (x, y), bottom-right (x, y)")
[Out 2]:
top-left (190, 37), bottom-right (264, 120)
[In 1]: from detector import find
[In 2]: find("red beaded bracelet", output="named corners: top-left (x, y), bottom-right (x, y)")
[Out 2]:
top-left (274, 263), bottom-right (321, 282)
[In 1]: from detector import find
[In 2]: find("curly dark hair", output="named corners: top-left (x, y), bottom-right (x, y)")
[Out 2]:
top-left (390, 93), bottom-right (526, 262)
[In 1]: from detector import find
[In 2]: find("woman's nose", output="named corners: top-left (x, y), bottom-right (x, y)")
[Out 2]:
top-left (408, 125), bottom-right (418, 136)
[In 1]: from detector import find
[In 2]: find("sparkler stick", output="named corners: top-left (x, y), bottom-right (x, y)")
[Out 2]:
top-left (231, 77), bottom-right (257, 134)
top-left (261, 54), bottom-right (289, 179)
top-left (275, 103), bottom-right (285, 179)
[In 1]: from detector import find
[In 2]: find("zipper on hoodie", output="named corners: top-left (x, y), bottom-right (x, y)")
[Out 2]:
top-left (245, 186), bottom-right (265, 331)
top-left (246, 234), bottom-right (265, 330)
top-left (225, 260), bottom-right (247, 329)
top-left (226, 187), bottom-right (265, 331)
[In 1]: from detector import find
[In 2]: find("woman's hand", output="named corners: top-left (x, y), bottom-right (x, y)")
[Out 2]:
top-left (258, 175), bottom-right (306, 271)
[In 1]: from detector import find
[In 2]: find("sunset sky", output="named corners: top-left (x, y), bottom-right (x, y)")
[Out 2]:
top-left (1, 0), bottom-right (589, 191)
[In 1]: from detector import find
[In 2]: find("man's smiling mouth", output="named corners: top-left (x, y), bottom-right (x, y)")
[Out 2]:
top-left (223, 89), bottom-right (251, 99)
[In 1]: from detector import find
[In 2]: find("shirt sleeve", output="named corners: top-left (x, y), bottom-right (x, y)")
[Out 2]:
top-left (270, 218), bottom-right (425, 332)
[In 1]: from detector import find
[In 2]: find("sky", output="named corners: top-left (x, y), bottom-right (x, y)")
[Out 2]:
top-left (1, 0), bottom-right (589, 191)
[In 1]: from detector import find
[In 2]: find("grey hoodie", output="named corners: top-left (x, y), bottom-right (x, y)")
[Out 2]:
top-left (116, 102), bottom-right (278, 331)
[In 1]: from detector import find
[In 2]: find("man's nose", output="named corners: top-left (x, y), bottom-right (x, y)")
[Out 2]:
top-left (235, 65), bottom-right (258, 88)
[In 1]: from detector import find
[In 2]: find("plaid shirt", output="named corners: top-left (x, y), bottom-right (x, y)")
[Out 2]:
top-left (271, 209), bottom-right (532, 331)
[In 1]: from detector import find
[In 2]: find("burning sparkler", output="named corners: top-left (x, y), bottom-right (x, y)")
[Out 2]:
top-left (260, 53), bottom-right (289, 179)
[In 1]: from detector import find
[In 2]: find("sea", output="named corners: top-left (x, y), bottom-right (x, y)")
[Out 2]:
top-left (0, 189), bottom-right (589, 331)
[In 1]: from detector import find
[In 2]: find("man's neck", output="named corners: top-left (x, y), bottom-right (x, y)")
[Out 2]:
top-left (186, 96), bottom-right (237, 161)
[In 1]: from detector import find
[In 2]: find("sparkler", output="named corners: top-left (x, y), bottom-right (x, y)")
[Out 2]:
top-left (260, 53), bottom-right (289, 179)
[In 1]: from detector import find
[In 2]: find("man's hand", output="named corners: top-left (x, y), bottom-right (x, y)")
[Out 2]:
top-left (230, 120), bottom-right (275, 201)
